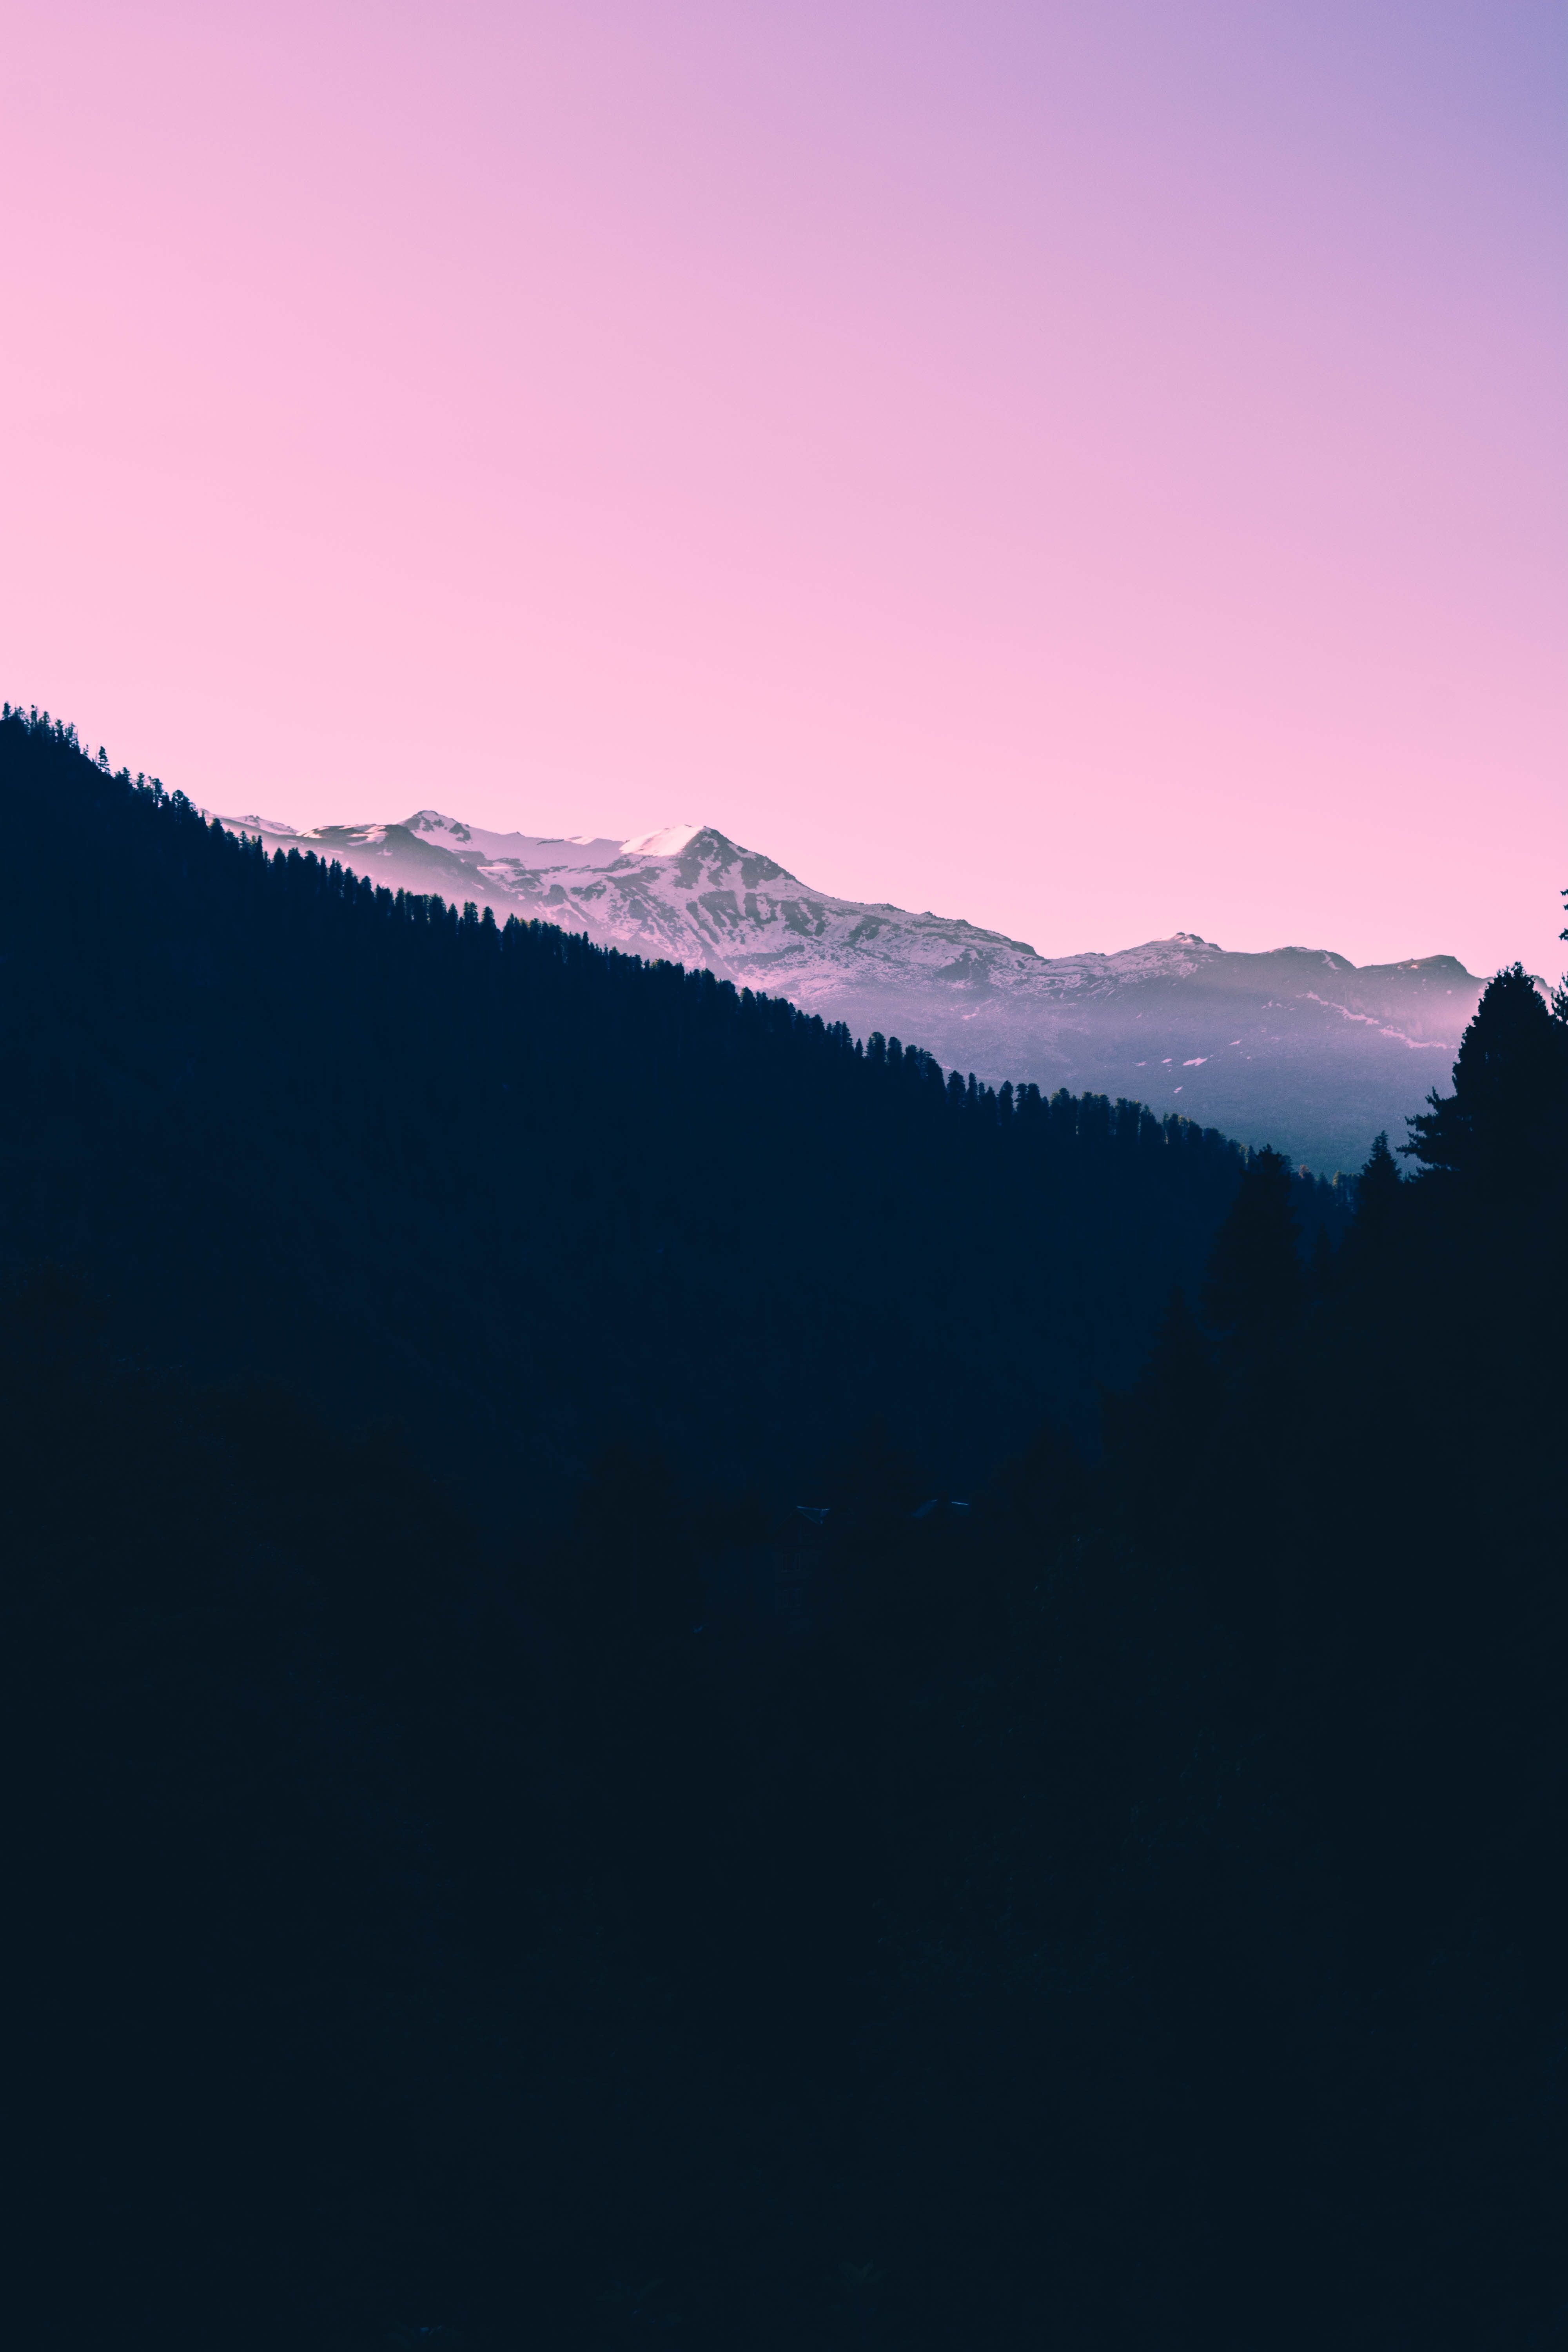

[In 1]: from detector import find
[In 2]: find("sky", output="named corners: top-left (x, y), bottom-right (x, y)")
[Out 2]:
top-left (2, 0), bottom-right (1564, 976)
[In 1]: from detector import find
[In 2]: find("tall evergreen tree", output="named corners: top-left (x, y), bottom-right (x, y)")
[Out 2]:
top-left (1349, 1129), bottom-right (1403, 1243)
top-left (1404, 963), bottom-right (1568, 1191)
top-left (1200, 1145), bottom-right (1303, 1342)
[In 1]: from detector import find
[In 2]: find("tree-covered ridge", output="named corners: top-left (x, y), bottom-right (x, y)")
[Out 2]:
top-left (0, 702), bottom-right (1337, 1505)
top-left (212, 802), bottom-right (1482, 1174)
top-left (5, 701), bottom-right (1563, 2348)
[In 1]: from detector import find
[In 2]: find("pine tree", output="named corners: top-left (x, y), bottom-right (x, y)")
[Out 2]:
top-left (1201, 1147), bottom-right (1303, 1342)
top-left (1404, 964), bottom-right (1568, 1191)
top-left (1351, 1131), bottom-right (1402, 1243)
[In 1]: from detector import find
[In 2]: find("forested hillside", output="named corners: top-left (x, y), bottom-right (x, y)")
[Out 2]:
top-left (4, 705), bottom-right (1564, 2349)
top-left (0, 707), bottom-right (1336, 1504)
top-left (213, 802), bottom-right (1480, 1172)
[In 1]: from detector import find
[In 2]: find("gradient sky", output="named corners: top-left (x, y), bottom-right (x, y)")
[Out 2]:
top-left (3, 0), bottom-right (1564, 976)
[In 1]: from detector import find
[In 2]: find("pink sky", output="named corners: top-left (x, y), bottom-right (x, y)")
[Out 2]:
top-left (2, 0), bottom-right (1563, 979)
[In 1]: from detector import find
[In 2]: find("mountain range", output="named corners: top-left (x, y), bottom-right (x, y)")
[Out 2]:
top-left (216, 806), bottom-right (1483, 1171)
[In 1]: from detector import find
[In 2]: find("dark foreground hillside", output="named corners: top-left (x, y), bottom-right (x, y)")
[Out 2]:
top-left (0, 707), bottom-right (1336, 1505)
top-left (4, 708), bottom-right (1566, 2348)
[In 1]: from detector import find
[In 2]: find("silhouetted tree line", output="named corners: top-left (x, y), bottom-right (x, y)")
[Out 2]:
top-left (0, 704), bottom-right (1339, 1503)
top-left (4, 703), bottom-right (1564, 2348)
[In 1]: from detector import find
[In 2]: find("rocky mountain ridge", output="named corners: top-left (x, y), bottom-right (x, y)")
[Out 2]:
top-left (215, 805), bottom-right (1483, 1171)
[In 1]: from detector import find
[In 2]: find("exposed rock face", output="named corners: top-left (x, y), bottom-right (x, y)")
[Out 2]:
top-left (217, 808), bottom-right (1481, 1171)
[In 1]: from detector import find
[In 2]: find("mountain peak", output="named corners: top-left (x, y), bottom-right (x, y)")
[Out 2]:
top-left (620, 822), bottom-right (708, 858)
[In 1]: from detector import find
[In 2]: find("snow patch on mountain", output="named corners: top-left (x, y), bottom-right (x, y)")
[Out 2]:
top-left (621, 822), bottom-right (706, 858)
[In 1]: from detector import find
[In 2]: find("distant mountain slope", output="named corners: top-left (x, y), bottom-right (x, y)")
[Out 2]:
top-left (4, 711), bottom-right (1347, 1519)
top-left (220, 807), bottom-right (1483, 1169)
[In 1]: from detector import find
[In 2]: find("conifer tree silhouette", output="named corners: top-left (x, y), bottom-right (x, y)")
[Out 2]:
top-left (1200, 1146), bottom-right (1303, 1342)
top-left (1350, 1130), bottom-right (1402, 1242)
top-left (1404, 963), bottom-right (1568, 1189)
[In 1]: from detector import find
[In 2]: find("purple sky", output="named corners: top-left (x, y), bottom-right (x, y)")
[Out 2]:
top-left (3, 1), bottom-right (1563, 976)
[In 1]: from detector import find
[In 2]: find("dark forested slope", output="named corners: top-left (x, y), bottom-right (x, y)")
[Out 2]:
top-left (0, 708), bottom-right (1336, 1504)
top-left (7, 932), bottom-right (1565, 2352)
top-left (3, 702), bottom-right (1566, 2350)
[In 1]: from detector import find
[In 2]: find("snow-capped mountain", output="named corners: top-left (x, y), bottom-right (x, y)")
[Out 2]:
top-left (216, 806), bottom-right (1483, 1172)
